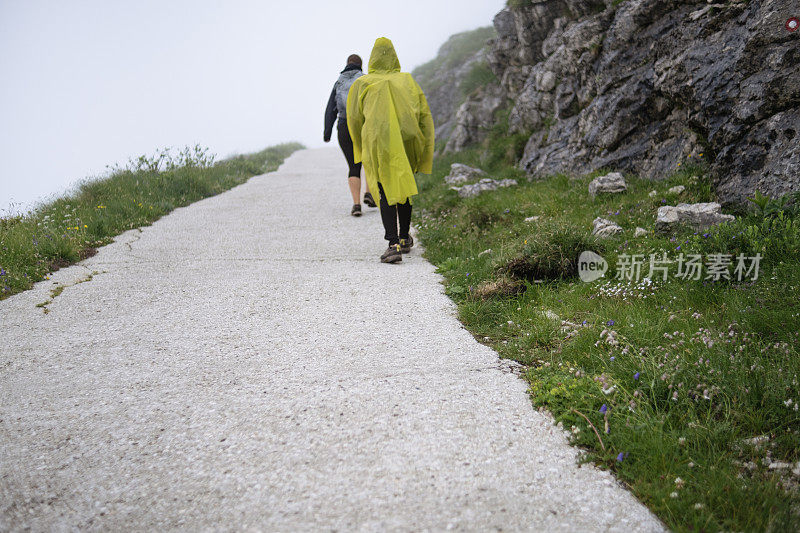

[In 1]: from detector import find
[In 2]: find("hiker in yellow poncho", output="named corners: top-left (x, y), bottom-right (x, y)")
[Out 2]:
top-left (346, 37), bottom-right (435, 263)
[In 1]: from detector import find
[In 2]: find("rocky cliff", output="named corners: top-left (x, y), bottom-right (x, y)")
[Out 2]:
top-left (419, 0), bottom-right (800, 205)
top-left (412, 26), bottom-right (497, 144)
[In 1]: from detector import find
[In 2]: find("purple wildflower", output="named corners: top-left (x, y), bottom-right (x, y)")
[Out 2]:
top-left (599, 404), bottom-right (608, 414)
top-left (606, 320), bottom-right (615, 326)
top-left (634, 372), bottom-right (640, 380)
top-left (0, 268), bottom-right (5, 276)
top-left (610, 356), bottom-right (615, 361)
top-left (617, 452), bottom-right (625, 462)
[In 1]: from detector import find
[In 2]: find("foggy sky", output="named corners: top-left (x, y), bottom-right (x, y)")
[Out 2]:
top-left (0, 0), bottom-right (506, 214)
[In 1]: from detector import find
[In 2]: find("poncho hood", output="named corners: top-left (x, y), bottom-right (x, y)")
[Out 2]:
top-left (368, 37), bottom-right (401, 74)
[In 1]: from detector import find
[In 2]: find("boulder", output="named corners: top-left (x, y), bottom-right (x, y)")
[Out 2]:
top-left (444, 163), bottom-right (486, 185)
top-left (452, 178), bottom-right (518, 198)
top-left (524, 215), bottom-right (541, 222)
top-left (588, 172), bottom-right (627, 198)
top-left (655, 203), bottom-right (735, 233)
top-left (667, 185), bottom-right (685, 195)
top-left (634, 227), bottom-right (648, 238)
top-left (591, 217), bottom-right (623, 238)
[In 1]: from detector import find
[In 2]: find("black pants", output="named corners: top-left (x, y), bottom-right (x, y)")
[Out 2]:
top-left (337, 122), bottom-right (362, 178)
top-left (378, 183), bottom-right (411, 246)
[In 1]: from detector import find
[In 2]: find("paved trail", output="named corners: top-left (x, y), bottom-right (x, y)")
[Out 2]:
top-left (0, 148), bottom-right (663, 531)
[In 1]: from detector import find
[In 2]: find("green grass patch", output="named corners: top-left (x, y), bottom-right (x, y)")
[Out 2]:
top-left (0, 143), bottom-right (303, 300)
top-left (415, 152), bottom-right (800, 531)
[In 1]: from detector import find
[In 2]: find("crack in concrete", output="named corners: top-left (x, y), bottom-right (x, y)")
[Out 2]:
top-left (123, 229), bottom-right (143, 252)
top-left (35, 269), bottom-right (100, 314)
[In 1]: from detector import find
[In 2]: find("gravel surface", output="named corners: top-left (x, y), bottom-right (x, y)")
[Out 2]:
top-left (0, 147), bottom-right (664, 531)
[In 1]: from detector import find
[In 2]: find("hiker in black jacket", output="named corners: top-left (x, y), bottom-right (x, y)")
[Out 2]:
top-left (324, 54), bottom-right (376, 217)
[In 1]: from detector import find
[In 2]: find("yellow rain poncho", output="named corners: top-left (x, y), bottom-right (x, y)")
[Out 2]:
top-left (346, 37), bottom-right (435, 206)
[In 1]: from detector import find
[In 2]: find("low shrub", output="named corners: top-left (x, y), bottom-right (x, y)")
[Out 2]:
top-left (500, 223), bottom-right (603, 281)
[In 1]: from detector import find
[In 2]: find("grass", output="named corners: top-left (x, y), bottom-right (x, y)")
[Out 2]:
top-left (415, 149), bottom-right (800, 531)
top-left (0, 142), bottom-right (303, 300)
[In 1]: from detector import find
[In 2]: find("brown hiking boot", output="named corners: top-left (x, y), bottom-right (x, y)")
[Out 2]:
top-left (351, 204), bottom-right (362, 217)
top-left (380, 244), bottom-right (402, 263)
top-left (399, 235), bottom-right (414, 253)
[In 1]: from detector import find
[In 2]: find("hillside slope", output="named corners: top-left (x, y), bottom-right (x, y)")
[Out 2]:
top-left (416, 0), bottom-right (799, 205)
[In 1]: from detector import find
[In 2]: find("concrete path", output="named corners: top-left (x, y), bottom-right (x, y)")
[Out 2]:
top-left (0, 148), bottom-right (663, 531)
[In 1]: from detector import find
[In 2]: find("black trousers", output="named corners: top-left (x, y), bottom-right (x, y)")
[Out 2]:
top-left (337, 121), bottom-right (362, 178)
top-left (378, 183), bottom-right (411, 246)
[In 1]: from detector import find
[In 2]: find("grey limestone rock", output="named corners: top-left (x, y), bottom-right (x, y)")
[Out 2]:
top-left (655, 202), bottom-right (735, 233)
top-left (452, 178), bottom-right (518, 198)
top-left (444, 163), bottom-right (487, 185)
top-left (588, 172), bottom-right (627, 198)
top-left (592, 217), bottom-right (624, 238)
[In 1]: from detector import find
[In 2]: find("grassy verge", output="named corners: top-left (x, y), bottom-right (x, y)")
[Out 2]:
top-left (0, 142), bottom-right (303, 300)
top-left (415, 149), bottom-right (800, 531)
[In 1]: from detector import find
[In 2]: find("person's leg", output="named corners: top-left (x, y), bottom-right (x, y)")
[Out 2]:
top-left (378, 183), bottom-right (399, 245)
top-left (338, 123), bottom-right (362, 207)
top-left (362, 165), bottom-right (376, 208)
top-left (397, 200), bottom-right (414, 253)
top-left (348, 176), bottom-right (361, 204)
top-left (398, 200), bottom-right (412, 240)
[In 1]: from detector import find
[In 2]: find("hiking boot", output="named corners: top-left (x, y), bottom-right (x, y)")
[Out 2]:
top-left (351, 204), bottom-right (362, 217)
top-left (363, 192), bottom-right (377, 208)
top-left (399, 235), bottom-right (414, 254)
top-left (380, 244), bottom-right (402, 263)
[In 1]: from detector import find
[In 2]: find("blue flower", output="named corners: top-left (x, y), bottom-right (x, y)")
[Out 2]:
top-left (599, 404), bottom-right (608, 414)
top-left (0, 268), bottom-right (5, 276)
top-left (703, 233), bottom-right (710, 238)
top-left (616, 452), bottom-right (625, 462)
top-left (634, 372), bottom-right (640, 380)
top-left (610, 356), bottom-right (615, 361)
top-left (582, 320), bottom-right (587, 326)
top-left (504, 209), bottom-right (510, 213)
top-left (606, 320), bottom-right (615, 326)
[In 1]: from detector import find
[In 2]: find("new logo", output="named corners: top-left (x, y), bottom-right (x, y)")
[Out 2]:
top-left (578, 251), bottom-right (608, 282)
